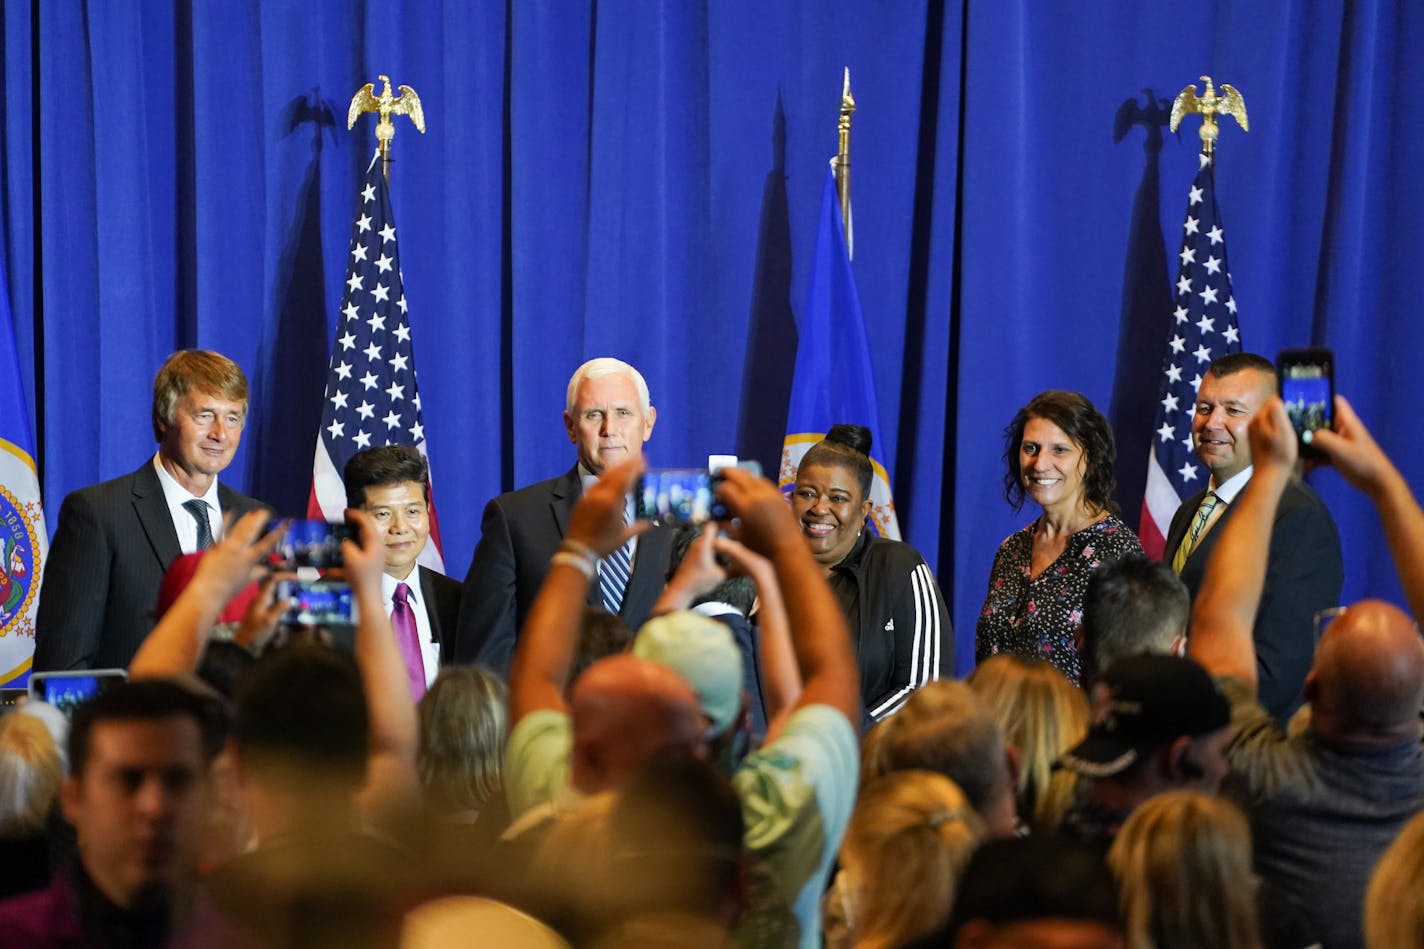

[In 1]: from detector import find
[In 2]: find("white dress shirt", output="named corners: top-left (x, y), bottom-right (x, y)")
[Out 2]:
top-left (152, 453), bottom-right (224, 553)
top-left (381, 569), bottom-right (440, 686)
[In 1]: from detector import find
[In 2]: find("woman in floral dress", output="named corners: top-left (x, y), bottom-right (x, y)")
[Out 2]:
top-left (975, 391), bottom-right (1144, 684)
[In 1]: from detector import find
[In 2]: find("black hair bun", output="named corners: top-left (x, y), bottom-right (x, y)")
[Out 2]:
top-left (825, 423), bottom-right (872, 456)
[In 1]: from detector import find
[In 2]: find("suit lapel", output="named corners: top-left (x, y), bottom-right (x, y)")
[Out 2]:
top-left (131, 462), bottom-right (183, 571)
top-left (549, 467), bottom-right (599, 607)
top-left (418, 566), bottom-right (449, 645)
top-left (549, 466), bottom-right (581, 540)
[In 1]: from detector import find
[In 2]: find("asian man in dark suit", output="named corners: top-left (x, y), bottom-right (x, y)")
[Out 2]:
top-left (452, 358), bottom-right (672, 676)
top-left (344, 444), bottom-right (461, 700)
top-left (34, 350), bottom-right (266, 671)
top-left (1166, 352), bottom-right (1342, 722)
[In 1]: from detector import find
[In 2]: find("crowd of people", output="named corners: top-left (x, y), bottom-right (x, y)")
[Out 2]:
top-left (0, 350), bottom-right (1419, 947)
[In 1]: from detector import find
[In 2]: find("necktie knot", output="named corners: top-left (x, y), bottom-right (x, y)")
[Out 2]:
top-left (395, 581), bottom-right (411, 607)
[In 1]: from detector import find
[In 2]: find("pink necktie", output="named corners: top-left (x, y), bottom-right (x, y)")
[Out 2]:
top-left (392, 582), bottom-right (427, 701)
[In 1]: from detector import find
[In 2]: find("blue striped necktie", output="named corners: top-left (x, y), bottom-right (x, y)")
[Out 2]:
top-left (600, 507), bottom-right (633, 615)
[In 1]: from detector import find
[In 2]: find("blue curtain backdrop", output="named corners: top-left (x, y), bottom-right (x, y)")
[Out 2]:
top-left (3, 1), bottom-right (1420, 674)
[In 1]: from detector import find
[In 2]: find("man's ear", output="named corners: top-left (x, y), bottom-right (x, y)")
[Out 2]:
top-left (1170, 634), bottom-right (1188, 657)
top-left (59, 774), bottom-right (81, 825)
top-left (1163, 735), bottom-right (1198, 782)
top-left (564, 411), bottom-right (577, 444)
top-left (642, 405), bottom-right (657, 440)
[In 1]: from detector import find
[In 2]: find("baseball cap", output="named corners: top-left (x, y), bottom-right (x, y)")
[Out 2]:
top-left (633, 611), bottom-right (743, 735)
top-left (1058, 653), bottom-right (1230, 778)
top-left (155, 551), bottom-right (259, 624)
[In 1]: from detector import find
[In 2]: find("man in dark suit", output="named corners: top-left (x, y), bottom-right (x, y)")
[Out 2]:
top-left (35, 350), bottom-right (266, 671)
top-left (344, 444), bottom-right (460, 700)
top-left (1166, 352), bottom-right (1342, 722)
top-left (452, 358), bottom-right (671, 675)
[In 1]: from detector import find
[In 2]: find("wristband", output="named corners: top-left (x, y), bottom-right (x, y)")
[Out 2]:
top-left (551, 550), bottom-right (596, 580)
top-left (558, 538), bottom-right (601, 565)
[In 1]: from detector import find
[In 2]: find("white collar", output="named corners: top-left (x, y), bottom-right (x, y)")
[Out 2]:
top-left (381, 569), bottom-right (423, 605)
top-left (152, 453), bottom-right (221, 507)
top-left (1209, 465), bottom-right (1254, 504)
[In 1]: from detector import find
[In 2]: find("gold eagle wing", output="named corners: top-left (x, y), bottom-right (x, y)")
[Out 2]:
top-left (396, 85), bottom-right (426, 133)
top-left (347, 83), bottom-right (376, 129)
top-left (1219, 84), bottom-right (1249, 131)
top-left (1169, 84), bottom-right (1199, 133)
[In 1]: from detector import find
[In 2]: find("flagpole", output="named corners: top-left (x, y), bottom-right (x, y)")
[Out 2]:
top-left (836, 68), bottom-right (854, 259)
top-left (347, 75), bottom-right (427, 184)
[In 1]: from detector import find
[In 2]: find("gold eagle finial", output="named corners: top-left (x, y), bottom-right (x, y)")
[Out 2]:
top-left (348, 75), bottom-right (425, 172)
top-left (1170, 76), bottom-right (1248, 155)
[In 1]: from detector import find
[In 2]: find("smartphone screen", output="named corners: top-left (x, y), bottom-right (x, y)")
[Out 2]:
top-left (1278, 348), bottom-right (1335, 450)
top-left (278, 579), bottom-right (357, 627)
top-left (636, 469), bottom-right (728, 524)
top-left (28, 669), bottom-right (129, 716)
top-left (273, 520), bottom-right (351, 571)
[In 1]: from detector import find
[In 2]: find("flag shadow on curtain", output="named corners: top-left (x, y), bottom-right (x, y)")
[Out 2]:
top-left (1108, 90), bottom-right (1174, 532)
top-left (249, 92), bottom-right (337, 515)
top-left (735, 93), bottom-right (798, 474)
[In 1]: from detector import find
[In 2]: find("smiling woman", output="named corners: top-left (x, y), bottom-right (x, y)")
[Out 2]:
top-left (792, 425), bottom-right (951, 723)
top-left (975, 392), bottom-right (1144, 684)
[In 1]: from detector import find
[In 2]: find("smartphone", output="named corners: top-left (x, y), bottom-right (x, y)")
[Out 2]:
top-left (1278, 348), bottom-right (1335, 454)
top-left (636, 469), bottom-right (728, 525)
top-left (28, 669), bottom-right (129, 716)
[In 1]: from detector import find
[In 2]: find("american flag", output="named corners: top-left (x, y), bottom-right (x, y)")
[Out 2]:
top-left (1139, 149), bottom-right (1242, 558)
top-left (308, 153), bottom-right (444, 570)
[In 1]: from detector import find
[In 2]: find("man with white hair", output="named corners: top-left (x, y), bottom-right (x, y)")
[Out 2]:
top-left (452, 358), bottom-right (671, 674)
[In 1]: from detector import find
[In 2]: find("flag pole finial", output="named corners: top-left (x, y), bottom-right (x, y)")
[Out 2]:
top-left (836, 68), bottom-right (855, 256)
top-left (1169, 75), bottom-right (1248, 157)
top-left (348, 75), bottom-right (427, 183)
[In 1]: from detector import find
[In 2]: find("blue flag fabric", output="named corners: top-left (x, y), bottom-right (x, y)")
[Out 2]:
top-left (1139, 149), bottom-right (1243, 558)
top-left (0, 259), bottom-right (47, 685)
top-left (780, 167), bottom-right (901, 539)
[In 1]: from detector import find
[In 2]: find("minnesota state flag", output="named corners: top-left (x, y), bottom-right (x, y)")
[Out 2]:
top-left (0, 260), bottom-right (47, 686)
top-left (780, 167), bottom-right (901, 539)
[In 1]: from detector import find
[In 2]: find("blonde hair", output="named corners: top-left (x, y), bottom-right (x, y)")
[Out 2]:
top-left (967, 655), bottom-right (1088, 831)
top-left (859, 680), bottom-right (1008, 817)
top-left (837, 771), bottom-right (985, 949)
top-left (1365, 809), bottom-right (1424, 948)
top-left (0, 709), bottom-right (64, 835)
top-left (1108, 791), bottom-right (1261, 949)
top-left (151, 349), bottom-right (249, 440)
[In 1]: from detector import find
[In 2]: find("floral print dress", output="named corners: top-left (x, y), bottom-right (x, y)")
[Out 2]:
top-left (974, 514), bottom-right (1144, 684)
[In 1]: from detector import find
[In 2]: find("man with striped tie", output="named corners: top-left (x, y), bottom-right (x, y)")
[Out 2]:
top-left (1165, 352), bottom-right (1342, 723)
top-left (453, 358), bottom-right (672, 676)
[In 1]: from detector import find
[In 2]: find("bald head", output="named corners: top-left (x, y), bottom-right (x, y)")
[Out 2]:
top-left (1309, 600), bottom-right (1424, 748)
top-left (568, 655), bottom-right (705, 795)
